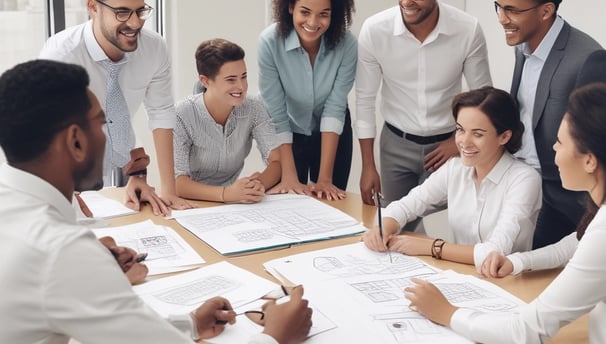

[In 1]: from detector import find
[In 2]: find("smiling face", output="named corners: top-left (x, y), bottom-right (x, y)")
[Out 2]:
top-left (202, 59), bottom-right (248, 108)
top-left (289, 0), bottom-right (331, 50)
top-left (89, 0), bottom-right (146, 60)
top-left (553, 116), bottom-right (594, 193)
top-left (455, 106), bottom-right (511, 178)
top-left (398, 0), bottom-right (438, 27)
top-left (495, 0), bottom-right (554, 51)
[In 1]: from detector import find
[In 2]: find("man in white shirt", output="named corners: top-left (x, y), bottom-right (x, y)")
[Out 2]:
top-left (40, 0), bottom-right (190, 216)
top-left (355, 0), bottom-right (492, 219)
top-left (495, 0), bottom-right (601, 248)
top-left (0, 59), bottom-right (312, 344)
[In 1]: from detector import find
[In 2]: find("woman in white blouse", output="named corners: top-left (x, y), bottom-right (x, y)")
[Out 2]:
top-left (405, 83), bottom-right (606, 343)
top-left (173, 39), bottom-right (281, 203)
top-left (363, 87), bottom-right (542, 271)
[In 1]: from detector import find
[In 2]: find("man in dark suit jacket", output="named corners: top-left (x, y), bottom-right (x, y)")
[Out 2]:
top-left (496, 0), bottom-right (602, 248)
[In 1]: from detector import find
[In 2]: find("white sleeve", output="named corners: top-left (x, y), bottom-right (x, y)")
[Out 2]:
top-left (248, 333), bottom-right (279, 344)
top-left (507, 232), bottom-right (579, 275)
top-left (354, 20), bottom-right (382, 139)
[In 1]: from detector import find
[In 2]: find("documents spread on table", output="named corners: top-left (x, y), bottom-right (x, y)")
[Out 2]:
top-left (133, 261), bottom-right (336, 343)
top-left (170, 194), bottom-right (367, 255)
top-left (79, 190), bottom-right (137, 218)
top-left (93, 220), bottom-right (205, 275)
top-left (264, 242), bottom-right (525, 343)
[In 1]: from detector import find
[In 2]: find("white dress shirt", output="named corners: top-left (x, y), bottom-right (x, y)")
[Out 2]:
top-left (383, 153), bottom-right (541, 270)
top-left (0, 163), bottom-right (276, 344)
top-left (450, 206), bottom-right (606, 343)
top-left (355, 3), bottom-right (492, 139)
top-left (515, 16), bottom-right (564, 170)
top-left (39, 20), bottom-right (176, 132)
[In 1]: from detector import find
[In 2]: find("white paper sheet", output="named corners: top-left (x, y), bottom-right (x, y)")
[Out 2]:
top-left (132, 261), bottom-right (279, 317)
top-left (79, 190), bottom-right (136, 218)
top-left (171, 194), bottom-right (366, 255)
top-left (264, 242), bottom-right (525, 343)
top-left (93, 220), bottom-right (205, 275)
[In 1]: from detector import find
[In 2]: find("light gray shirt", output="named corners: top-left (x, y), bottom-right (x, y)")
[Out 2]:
top-left (174, 94), bottom-right (279, 186)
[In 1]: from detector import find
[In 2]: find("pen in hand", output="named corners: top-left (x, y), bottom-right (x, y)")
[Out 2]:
top-left (375, 192), bottom-right (393, 263)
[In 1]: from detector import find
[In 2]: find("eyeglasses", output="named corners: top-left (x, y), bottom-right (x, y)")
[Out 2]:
top-left (494, 1), bottom-right (542, 18)
top-left (95, 0), bottom-right (153, 22)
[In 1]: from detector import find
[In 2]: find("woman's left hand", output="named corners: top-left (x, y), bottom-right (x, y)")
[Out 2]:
top-left (388, 235), bottom-right (433, 256)
top-left (311, 181), bottom-right (346, 201)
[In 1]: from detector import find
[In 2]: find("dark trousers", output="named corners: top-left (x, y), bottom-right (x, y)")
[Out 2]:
top-left (292, 109), bottom-right (352, 190)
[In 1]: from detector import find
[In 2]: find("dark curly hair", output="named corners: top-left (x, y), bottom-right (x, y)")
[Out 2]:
top-left (451, 86), bottom-right (524, 154)
top-left (273, 0), bottom-right (355, 50)
top-left (0, 59), bottom-right (90, 163)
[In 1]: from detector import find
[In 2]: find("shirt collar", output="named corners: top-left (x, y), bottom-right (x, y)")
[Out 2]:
top-left (284, 28), bottom-right (326, 56)
top-left (84, 20), bottom-right (130, 64)
top-left (519, 16), bottom-right (564, 60)
top-left (484, 152), bottom-right (517, 185)
top-left (393, 3), bottom-right (453, 39)
top-left (0, 163), bottom-right (77, 224)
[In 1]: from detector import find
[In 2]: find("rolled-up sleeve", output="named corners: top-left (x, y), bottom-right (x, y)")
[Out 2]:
top-left (354, 20), bottom-right (382, 139)
top-left (144, 41), bottom-right (177, 130)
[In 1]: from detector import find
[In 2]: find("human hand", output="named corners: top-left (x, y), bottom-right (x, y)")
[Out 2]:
top-left (266, 175), bottom-right (312, 196)
top-left (311, 180), bottom-right (345, 201)
top-left (480, 251), bottom-right (514, 278)
top-left (124, 176), bottom-right (170, 216)
top-left (192, 297), bottom-right (236, 339)
top-left (160, 193), bottom-right (192, 211)
top-left (388, 235), bottom-right (433, 256)
top-left (362, 226), bottom-right (395, 252)
top-left (224, 178), bottom-right (265, 203)
top-left (423, 136), bottom-right (457, 172)
top-left (105, 243), bottom-right (149, 285)
top-left (262, 285), bottom-right (312, 344)
top-left (404, 277), bottom-right (457, 327)
top-left (360, 166), bottom-right (381, 205)
top-left (248, 171), bottom-right (262, 182)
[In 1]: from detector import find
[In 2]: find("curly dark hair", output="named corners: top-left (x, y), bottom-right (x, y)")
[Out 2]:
top-left (273, 0), bottom-right (355, 50)
top-left (0, 59), bottom-right (90, 163)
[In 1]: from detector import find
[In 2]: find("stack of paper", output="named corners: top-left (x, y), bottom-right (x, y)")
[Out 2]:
top-left (171, 194), bottom-right (366, 255)
top-left (93, 220), bottom-right (205, 275)
top-left (79, 190), bottom-right (136, 218)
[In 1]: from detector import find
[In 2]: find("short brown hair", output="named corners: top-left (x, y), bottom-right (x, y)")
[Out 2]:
top-left (195, 39), bottom-right (245, 79)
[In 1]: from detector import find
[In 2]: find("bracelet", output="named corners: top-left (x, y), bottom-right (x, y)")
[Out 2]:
top-left (431, 238), bottom-right (446, 259)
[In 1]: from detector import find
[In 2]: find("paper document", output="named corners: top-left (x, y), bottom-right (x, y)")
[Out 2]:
top-left (264, 243), bottom-right (524, 343)
top-left (171, 194), bottom-right (366, 255)
top-left (93, 220), bottom-right (205, 275)
top-left (79, 190), bottom-right (136, 218)
top-left (132, 261), bottom-right (279, 317)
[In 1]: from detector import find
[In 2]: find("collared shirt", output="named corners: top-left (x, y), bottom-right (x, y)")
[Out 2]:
top-left (383, 153), bottom-right (541, 270)
top-left (515, 16), bottom-right (564, 170)
top-left (450, 206), bottom-right (606, 344)
top-left (39, 21), bottom-right (176, 131)
top-left (258, 24), bottom-right (357, 144)
top-left (0, 163), bottom-right (279, 344)
top-left (355, 3), bottom-right (492, 139)
top-left (173, 94), bottom-right (279, 185)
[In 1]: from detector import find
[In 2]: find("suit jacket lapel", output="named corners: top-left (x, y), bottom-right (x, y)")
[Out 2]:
top-left (533, 22), bottom-right (570, 129)
top-left (511, 49), bottom-right (525, 98)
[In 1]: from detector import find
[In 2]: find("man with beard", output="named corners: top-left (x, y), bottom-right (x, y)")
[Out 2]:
top-left (40, 0), bottom-right (190, 216)
top-left (0, 59), bottom-right (313, 344)
top-left (355, 0), bottom-right (492, 232)
top-left (494, 0), bottom-right (601, 248)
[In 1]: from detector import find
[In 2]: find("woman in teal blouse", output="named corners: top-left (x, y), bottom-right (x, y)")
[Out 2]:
top-left (258, 0), bottom-right (356, 201)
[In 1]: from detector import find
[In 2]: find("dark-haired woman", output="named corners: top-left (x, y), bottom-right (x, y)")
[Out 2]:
top-left (364, 87), bottom-right (541, 271)
top-left (258, 0), bottom-right (356, 201)
top-left (173, 39), bottom-right (281, 204)
top-left (405, 83), bottom-right (606, 343)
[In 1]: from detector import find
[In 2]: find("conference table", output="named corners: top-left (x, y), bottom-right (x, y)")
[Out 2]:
top-left (100, 188), bottom-right (587, 343)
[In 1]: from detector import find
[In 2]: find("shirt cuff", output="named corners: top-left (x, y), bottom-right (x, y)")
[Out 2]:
top-left (507, 252), bottom-right (526, 275)
top-left (450, 308), bottom-right (477, 339)
top-left (167, 313), bottom-right (198, 341)
top-left (276, 131), bottom-right (293, 145)
top-left (319, 116), bottom-right (344, 135)
top-left (248, 333), bottom-right (280, 344)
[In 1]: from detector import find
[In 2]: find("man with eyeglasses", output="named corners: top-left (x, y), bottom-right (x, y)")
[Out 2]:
top-left (40, 0), bottom-right (191, 217)
top-left (494, 0), bottom-right (601, 248)
top-left (355, 0), bottom-right (491, 227)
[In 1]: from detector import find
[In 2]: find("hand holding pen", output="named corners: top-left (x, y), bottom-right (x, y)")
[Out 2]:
top-left (375, 192), bottom-right (393, 263)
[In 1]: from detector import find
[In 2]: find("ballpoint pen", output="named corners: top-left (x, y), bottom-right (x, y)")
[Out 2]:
top-left (375, 192), bottom-right (393, 263)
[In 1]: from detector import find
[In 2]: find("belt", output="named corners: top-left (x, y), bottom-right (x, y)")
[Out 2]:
top-left (385, 122), bottom-right (453, 145)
